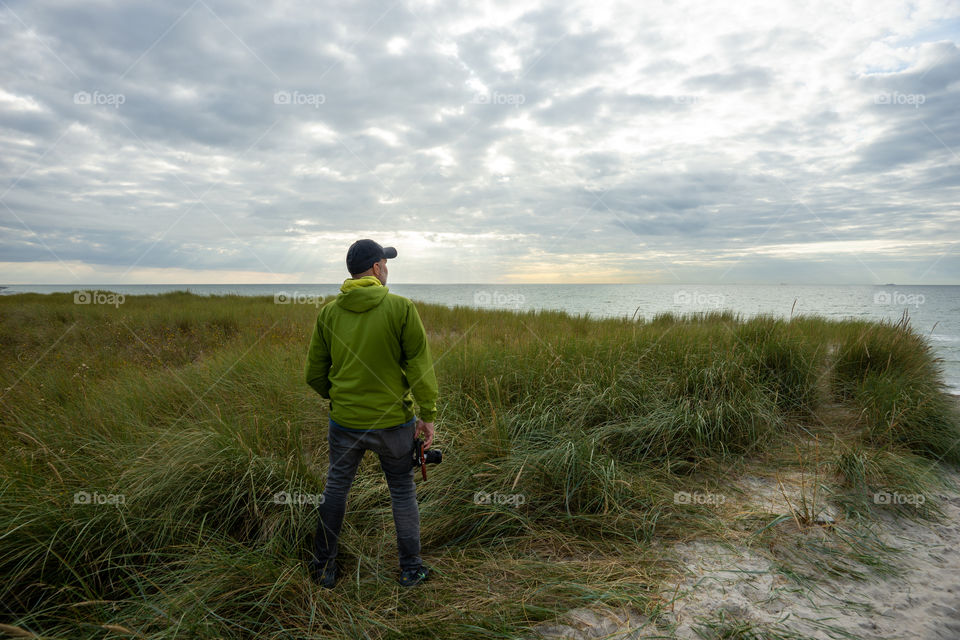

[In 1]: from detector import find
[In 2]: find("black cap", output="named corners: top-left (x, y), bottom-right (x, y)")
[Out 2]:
top-left (346, 239), bottom-right (398, 275)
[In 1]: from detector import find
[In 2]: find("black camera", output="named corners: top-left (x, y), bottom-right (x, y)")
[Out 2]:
top-left (413, 438), bottom-right (441, 480)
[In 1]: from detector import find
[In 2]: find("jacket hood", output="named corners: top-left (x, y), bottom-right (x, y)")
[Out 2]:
top-left (336, 276), bottom-right (388, 312)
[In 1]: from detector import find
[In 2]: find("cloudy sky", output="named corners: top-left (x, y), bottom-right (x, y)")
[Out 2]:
top-left (1, 0), bottom-right (958, 284)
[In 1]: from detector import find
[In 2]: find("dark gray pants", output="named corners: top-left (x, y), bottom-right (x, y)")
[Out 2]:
top-left (310, 421), bottom-right (422, 572)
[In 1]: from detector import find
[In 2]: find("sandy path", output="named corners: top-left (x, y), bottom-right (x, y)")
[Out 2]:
top-left (535, 473), bottom-right (960, 640)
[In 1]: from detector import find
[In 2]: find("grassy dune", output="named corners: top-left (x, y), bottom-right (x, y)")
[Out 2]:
top-left (1, 292), bottom-right (959, 639)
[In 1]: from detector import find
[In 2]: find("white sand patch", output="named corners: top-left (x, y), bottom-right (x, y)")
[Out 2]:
top-left (535, 473), bottom-right (960, 639)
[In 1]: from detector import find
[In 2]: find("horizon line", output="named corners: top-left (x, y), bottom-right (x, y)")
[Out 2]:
top-left (3, 282), bottom-right (959, 287)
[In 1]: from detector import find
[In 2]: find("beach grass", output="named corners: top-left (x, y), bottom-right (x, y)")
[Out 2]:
top-left (1, 291), bottom-right (958, 639)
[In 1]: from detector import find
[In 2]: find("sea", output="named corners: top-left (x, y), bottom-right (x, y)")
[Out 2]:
top-left (2, 283), bottom-right (958, 394)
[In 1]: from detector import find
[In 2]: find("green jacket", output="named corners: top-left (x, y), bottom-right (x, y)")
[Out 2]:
top-left (304, 276), bottom-right (438, 428)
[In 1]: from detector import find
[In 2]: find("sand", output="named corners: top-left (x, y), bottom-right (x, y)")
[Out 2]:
top-left (534, 471), bottom-right (960, 640)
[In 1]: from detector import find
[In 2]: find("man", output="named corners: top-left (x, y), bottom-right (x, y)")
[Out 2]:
top-left (304, 239), bottom-right (438, 589)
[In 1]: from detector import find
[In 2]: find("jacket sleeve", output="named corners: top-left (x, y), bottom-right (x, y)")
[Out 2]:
top-left (400, 301), bottom-right (438, 422)
top-left (304, 314), bottom-right (332, 398)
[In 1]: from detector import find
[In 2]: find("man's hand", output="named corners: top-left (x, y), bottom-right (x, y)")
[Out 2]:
top-left (415, 419), bottom-right (435, 449)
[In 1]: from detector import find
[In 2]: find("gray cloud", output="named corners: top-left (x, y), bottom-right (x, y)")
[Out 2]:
top-left (684, 66), bottom-right (774, 92)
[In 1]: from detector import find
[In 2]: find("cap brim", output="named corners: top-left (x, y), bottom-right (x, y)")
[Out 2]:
top-left (383, 246), bottom-right (398, 259)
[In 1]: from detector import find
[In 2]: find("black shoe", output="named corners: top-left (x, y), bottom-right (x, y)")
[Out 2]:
top-left (398, 564), bottom-right (430, 587)
top-left (309, 560), bottom-right (337, 589)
